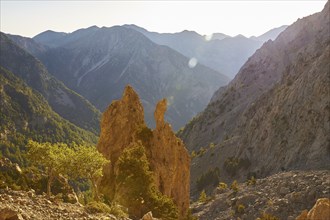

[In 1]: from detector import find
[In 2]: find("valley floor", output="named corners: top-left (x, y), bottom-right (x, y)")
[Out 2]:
top-left (191, 170), bottom-right (329, 220)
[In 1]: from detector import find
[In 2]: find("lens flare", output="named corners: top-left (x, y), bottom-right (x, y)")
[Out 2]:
top-left (188, 57), bottom-right (198, 68)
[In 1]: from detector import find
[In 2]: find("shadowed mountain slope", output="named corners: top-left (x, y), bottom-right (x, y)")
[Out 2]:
top-left (179, 2), bottom-right (330, 194)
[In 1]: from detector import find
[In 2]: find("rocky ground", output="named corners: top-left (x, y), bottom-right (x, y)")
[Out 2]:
top-left (191, 170), bottom-right (330, 220)
top-left (0, 188), bottom-right (129, 220)
top-left (1, 170), bottom-right (328, 220)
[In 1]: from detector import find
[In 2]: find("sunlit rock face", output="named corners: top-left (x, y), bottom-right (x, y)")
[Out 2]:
top-left (97, 85), bottom-right (145, 199)
top-left (150, 99), bottom-right (191, 218)
top-left (296, 198), bottom-right (330, 220)
top-left (97, 85), bottom-right (190, 219)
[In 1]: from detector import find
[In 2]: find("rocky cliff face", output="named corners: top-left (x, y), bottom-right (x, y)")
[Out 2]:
top-left (97, 85), bottom-right (145, 200)
top-left (97, 85), bottom-right (190, 219)
top-left (179, 2), bottom-right (330, 194)
top-left (150, 99), bottom-right (190, 218)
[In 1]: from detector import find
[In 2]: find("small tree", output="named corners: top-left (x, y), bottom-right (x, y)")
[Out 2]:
top-left (27, 140), bottom-right (72, 198)
top-left (246, 176), bottom-right (256, 186)
top-left (198, 190), bottom-right (207, 203)
top-left (115, 142), bottom-right (178, 219)
top-left (218, 182), bottom-right (228, 189)
top-left (69, 144), bottom-right (109, 201)
top-left (27, 140), bottom-right (109, 201)
top-left (230, 180), bottom-right (239, 193)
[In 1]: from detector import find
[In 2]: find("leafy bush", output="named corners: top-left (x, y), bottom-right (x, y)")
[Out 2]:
top-left (236, 204), bottom-right (245, 214)
top-left (197, 147), bottom-right (206, 157)
top-left (86, 201), bottom-right (128, 218)
top-left (186, 209), bottom-right (198, 220)
top-left (246, 176), bottom-right (256, 186)
top-left (136, 126), bottom-right (153, 147)
top-left (218, 182), bottom-right (228, 189)
top-left (85, 201), bottom-right (111, 214)
top-left (198, 190), bottom-right (207, 203)
top-left (230, 180), bottom-right (239, 193)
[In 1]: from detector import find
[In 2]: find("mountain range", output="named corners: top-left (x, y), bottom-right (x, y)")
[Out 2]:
top-left (178, 2), bottom-right (330, 195)
top-left (26, 26), bottom-right (229, 130)
top-left (6, 24), bottom-right (287, 130)
top-left (125, 24), bottom-right (288, 78)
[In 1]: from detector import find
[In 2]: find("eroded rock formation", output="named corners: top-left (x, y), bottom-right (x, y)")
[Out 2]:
top-left (150, 99), bottom-right (191, 218)
top-left (296, 198), bottom-right (330, 220)
top-left (97, 85), bottom-right (145, 199)
top-left (97, 86), bottom-right (190, 219)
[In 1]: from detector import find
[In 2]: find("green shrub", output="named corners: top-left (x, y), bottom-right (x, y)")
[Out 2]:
top-left (85, 201), bottom-right (128, 218)
top-left (218, 182), bottom-right (228, 189)
top-left (236, 204), bottom-right (245, 214)
top-left (186, 208), bottom-right (198, 220)
top-left (85, 201), bottom-right (111, 214)
top-left (136, 126), bottom-right (153, 147)
top-left (197, 147), bottom-right (206, 157)
top-left (198, 190), bottom-right (207, 203)
top-left (108, 203), bottom-right (128, 218)
top-left (230, 180), bottom-right (239, 193)
top-left (246, 176), bottom-right (256, 186)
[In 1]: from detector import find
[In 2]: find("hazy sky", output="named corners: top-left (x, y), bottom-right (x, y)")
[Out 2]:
top-left (0, 1), bottom-right (326, 38)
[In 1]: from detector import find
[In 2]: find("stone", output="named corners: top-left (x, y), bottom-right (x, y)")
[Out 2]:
top-left (141, 211), bottom-right (157, 220)
top-left (27, 189), bottom-right (35, 198)
top-left (279, 187), bottom-right (290, 196)
top-left (65, 193), bottom-right (78, 204)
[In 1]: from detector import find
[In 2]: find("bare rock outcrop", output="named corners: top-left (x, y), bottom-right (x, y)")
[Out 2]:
top-left (296, 198), bottom-right (330, 220)
top-left (98, 85), bottom-right (145, 199)
top-left (150, 99), bottom-right (191, 218)
top-left (97, 86), bottom-right (190, 219)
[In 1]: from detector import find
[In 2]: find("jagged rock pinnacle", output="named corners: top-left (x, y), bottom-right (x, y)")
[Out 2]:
top-left (97, 85), bottom-right (190, 219)
top-left (154, 98), bottom-right (167, 129)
